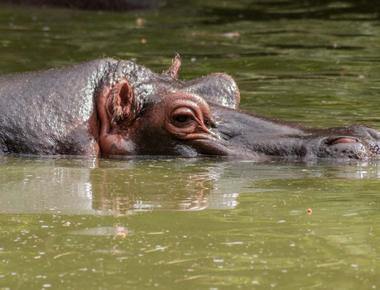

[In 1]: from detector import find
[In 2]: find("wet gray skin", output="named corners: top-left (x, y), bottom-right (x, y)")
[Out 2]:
top-left (0, 57), bottom-right (379, 161)
top-left (203, 106), bottom-right (380, 160)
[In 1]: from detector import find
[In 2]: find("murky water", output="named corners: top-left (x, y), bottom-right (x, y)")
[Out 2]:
top-left (0, 1), bottom-right (379, 289)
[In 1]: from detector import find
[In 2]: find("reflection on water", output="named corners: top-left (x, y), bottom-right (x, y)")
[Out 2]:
top-left (1, 156), bottom-right (380, 216)
top-left (0, 156), bottom-right (379, 289)
top-left (0, 157), bottom-right (238, 215)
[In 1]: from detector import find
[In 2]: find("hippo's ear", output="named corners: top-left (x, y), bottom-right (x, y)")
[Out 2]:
top-left (183, 73), bottom-right (240, 110)
top-left (108, 80), bottom-right (136, 124)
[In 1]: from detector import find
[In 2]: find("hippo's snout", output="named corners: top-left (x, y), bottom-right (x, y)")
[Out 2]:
top-left (320, 136), bottom-right (369, 159)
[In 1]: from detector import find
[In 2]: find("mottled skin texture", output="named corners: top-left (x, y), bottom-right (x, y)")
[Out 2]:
top-left (0, 56), bottom-right (379, 161)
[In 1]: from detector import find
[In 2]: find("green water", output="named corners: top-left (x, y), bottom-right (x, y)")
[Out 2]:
top-left (0, 1), bottom-right (380, 289)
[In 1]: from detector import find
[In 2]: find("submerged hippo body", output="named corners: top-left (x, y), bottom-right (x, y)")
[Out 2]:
top-left (0, 57), bottom-right (379, 160)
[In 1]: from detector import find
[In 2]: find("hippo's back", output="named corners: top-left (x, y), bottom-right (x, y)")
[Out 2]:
top-left (0, 58), bottom-right (117, 154)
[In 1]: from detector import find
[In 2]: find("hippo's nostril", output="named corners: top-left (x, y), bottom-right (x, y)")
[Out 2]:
top-left (319, 136), bottom-right (369, 159)
top-left (327, 137), bottom-right (359, 146)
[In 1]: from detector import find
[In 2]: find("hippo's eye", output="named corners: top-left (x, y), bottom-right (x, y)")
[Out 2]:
top-left (171, 107), bottom-right (196, 127)
top-left (174, 115), bottom-right (191, 123)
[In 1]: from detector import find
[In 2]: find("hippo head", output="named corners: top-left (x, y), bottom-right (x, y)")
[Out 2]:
top-left (97, 56), bottom-right (380, 161)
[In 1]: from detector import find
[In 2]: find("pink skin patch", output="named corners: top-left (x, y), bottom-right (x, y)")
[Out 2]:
top-left (331, 137), bottom-right (358, 145)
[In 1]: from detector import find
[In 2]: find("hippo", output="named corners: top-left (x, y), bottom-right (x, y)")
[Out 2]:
top-left (0, 55), bottom-right (379, 161)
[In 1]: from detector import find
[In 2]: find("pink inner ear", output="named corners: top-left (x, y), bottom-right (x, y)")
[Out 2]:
top-left (109, 80), bottom-right (135, 124)
top-left (331, 137), bottom-right (358, 145)
top-left (119, 82), bottom-right (133, 115)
